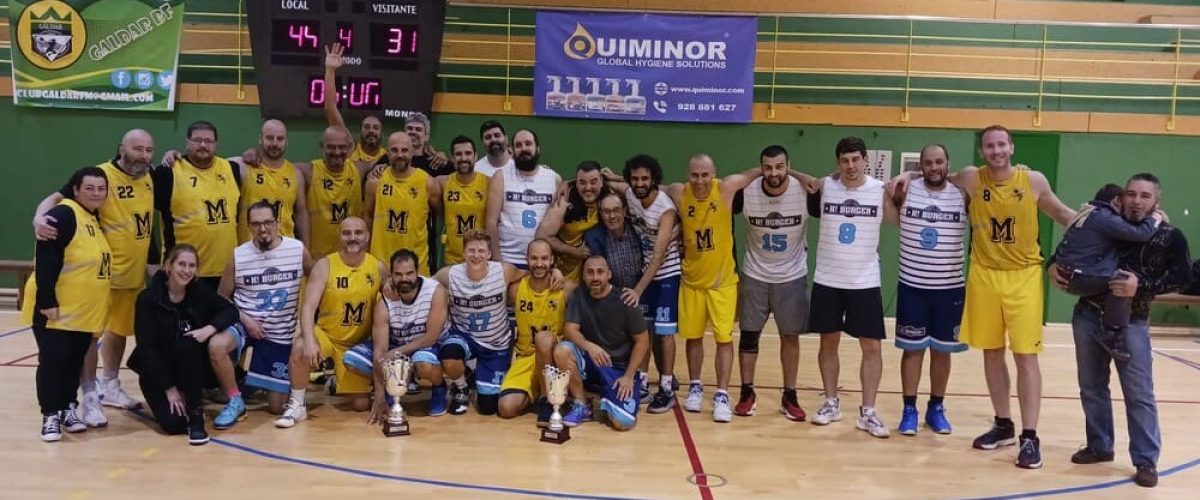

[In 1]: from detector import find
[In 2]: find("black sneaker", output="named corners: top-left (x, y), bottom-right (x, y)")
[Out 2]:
top-left (60, 404), bottom-right (87, 434)
top-left (41, 413), bottom-right (62, 442)
top-left (1071, 446), bottom-right (1114, 464)
top-left (973, 421), bottom-right (1017, 450)
top-left (646, 389), bottom-right (675, 414)
top-left (449, 385), bottom-right (470, 416)
top-left (535, 398), bottom-right (552, 428)
top-left (188, 413), bottom-right (210, 446)
top-left (1016, 435), bottom-right (1043, 469)
top-left (1134, 465), bottom-right (1158, 488)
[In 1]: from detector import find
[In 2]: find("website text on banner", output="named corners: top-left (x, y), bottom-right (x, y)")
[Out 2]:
top-left (8, 0), bottom-right (185, 111)
top-left (533, 11), bottom-right (756, 124)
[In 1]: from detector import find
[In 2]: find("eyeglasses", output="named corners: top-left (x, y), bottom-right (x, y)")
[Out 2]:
top-left (188, 137), bottom-right (216, 145)
top-left (249, 220), bottom-right (277, 229)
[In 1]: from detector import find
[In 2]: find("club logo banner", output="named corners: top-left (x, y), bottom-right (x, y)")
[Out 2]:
top-left (534, 11), bottom-right (755, 123)
top-left (8, 0), bottom-right (185, 111)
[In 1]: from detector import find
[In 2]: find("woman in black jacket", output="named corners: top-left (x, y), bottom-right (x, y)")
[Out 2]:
top-left (129, 245), bottom-right (237, 445)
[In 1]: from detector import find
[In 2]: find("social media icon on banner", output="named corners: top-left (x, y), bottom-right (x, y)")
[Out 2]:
top-left (111, 69), bottom-right (131, 89)
top-left (653, 100), bottom-right (668, 114)
top-left (654, 82), bottom-right (668, 96)
top-left (135, 71), bottom-right (154, 90)
top-left (157, 71), bottom-right (175, 90)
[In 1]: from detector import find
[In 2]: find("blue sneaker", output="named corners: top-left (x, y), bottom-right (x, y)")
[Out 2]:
top-left (214, 396), bottom-right (246, 430)
top-left (925, 403), bottom-right (952, 434)
top-left (428, 385), bottom-right (448, 417)
top-left (898, 405), bottom-right (918, 436)
top-left (563, 401), bottom-right (593, 427)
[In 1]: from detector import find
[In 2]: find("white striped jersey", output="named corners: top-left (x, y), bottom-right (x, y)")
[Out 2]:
top-left (385, 277), bottom-right (444, 347)
top-left (742, 177), bottom-right (808, 283)
top-left (448, 261), bottom-right (511, 351)
top-left (899, 180), bottom-right (968, 289)
top-left (813, 176), bottom-right (885, 290)
top-left (473, 156), bottom-right (511, 178)
top-left (498, 165), bottom-right (558, 266)
top-left (232, 237), bottom-right (305, 344)
top-left (625, 189), bottom-right (682, 280)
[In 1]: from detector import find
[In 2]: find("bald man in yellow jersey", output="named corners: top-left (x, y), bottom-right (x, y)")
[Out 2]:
top-left (154, 121), bottom-right (241, 290)
top-left (439, 136), bottom-right (489, 266)
top-left (290, 126), bottom-right (378, 259)
top-left (664, 155), bottom-right (761, 423)
top-left (536, 161), bottom-right (605, 282)
top-left (299, 217), bottom-right (386, 413)
top-left (232, 120), bottom-right (310, 245)
top-left (365, 132), bottom-right (442, 274)
top-left (901, 125), bottom-right (1075, 469)
top-left (32, 129), bottom-right (157, 424)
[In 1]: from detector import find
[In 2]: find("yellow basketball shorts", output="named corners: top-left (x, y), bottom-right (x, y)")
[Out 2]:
top-left (960, 264), bottom-right (1045, 354)
top-left (500, 354), bottom-right (540, 399)
top-left (104, 288), bottom-right (139, 337)
top-left (315, 326), bottom-right (372, 394)
top-left (679, 281), bottom-right (738, 344)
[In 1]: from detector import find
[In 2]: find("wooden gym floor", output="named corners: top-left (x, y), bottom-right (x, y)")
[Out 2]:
top-left (0, 310), bottom-right (1197, 499)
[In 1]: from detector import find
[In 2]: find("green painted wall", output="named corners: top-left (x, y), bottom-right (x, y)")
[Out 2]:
top-left (2, 102), bottom-right (1196, 324)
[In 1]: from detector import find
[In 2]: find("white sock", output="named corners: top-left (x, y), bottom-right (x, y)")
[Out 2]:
top-left (290, 389), bottom-right (306, 406)
top-left (690, 379), bottom-right (702, 387)
top-left (660, 374), bottom-right (674, 390)
top-left (82, 381), bottom-right (98, 395)
top-left (716, 389), bottom-right (729, 396)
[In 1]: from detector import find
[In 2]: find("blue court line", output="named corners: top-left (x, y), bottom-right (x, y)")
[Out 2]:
top-left (1153, 349), bottom-right (1200, 371)
top-left (0, 327), bottom-right (29, 339)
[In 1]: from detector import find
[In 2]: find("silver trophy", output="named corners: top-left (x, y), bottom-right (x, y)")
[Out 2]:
top-left (540, 365), bottom-right (571, 444)
top-left (382, 352), bottom-right (412, 437)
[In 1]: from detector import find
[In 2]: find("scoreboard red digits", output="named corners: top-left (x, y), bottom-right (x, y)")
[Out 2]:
top-left (248, 1), bottom-right (445, 119)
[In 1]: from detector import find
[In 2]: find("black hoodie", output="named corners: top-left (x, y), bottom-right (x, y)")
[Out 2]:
top-left (127, 271), bottom-right (238, 392)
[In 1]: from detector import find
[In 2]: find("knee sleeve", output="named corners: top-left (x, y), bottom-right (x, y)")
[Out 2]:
top-left (738, 330), bottom-right (762, 354)
top-left (476, 393), bottom-right (499, 416)
top-left (439, 343), bottom-right (466, 361)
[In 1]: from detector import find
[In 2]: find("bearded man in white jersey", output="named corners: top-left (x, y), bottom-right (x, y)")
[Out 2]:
top-left (886, 144), bottom-right (970, 436)
top-left (806, 137), bottom-right (897, 438)
top-left (217, 201), bottom-right (315, 429)
top-left (432, 231), bottom-right (562, 415)
top-left (485, 129), bottom-right (563, 269)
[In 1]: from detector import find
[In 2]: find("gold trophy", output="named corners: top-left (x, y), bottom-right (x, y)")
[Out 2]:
top-left (382, 352), bottom-right (412, 437)
top-left (540, 365), bottom-right (571, 444)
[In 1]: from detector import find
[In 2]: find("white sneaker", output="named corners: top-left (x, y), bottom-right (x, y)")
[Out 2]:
top-left (274, 399), bottom-right (308, 428)
top-left (810, 397), bottom-right (842, 426)
top-left (856, 406), bottom-right (890, 438)
top-left (99, 378), bottom-right (141, 409)
top-left (712, 392), bottom-right (732, 423)
top-left (683, 383), bottom-right (703, 413)
top-left (81, 392), bottom-right (108, 428)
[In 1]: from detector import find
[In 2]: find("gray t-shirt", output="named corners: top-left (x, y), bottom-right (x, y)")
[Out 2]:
top-left (566, 286), bottom-right (647, 369)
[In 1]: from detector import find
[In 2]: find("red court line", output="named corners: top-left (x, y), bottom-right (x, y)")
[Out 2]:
top-left (671, 403), bottom-right (715, 500)
top-left (1, 352), bottom-right (38, 366)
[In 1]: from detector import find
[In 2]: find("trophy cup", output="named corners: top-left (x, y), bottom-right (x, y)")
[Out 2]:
top-left (382, 352), bottom-right (412, 437)
top-left (540, 365), bottom-right (571, 444)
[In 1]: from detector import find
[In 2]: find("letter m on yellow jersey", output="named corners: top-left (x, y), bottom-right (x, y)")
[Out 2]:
top-left (990, 217), bottom-right (1016, 244)
top-left (387, 209), bottom-right (409, 233)
top-left (99, 252), bottom-right (112, 279)
top-left (694, 228), bottom-right (714, 251)
top-left (330, 201), bottom-right (349, 224)
top-left (134, 212), bottom-right (151, 240)
top-left (341, 301), bottom-right (366, 326)
top-left (454, 214), bottom-right (477, 236)
top-left (204, 199), bottom-right (230, 224)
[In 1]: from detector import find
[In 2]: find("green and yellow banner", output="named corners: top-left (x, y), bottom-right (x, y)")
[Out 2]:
top-left (8, 0), bottom-right (184, 111)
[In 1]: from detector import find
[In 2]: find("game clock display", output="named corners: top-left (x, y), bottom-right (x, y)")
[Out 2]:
top-left (247, 1), bottom-right (445, 119)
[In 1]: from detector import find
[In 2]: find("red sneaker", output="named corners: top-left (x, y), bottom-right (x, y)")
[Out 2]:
top-left (781, 393), bottom-right (806, 422)
top-left (733, 387), bottom-right (757, 416)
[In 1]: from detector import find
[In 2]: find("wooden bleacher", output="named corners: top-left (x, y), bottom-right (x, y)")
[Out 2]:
top-left (0, 260), bottom-right (33, 311)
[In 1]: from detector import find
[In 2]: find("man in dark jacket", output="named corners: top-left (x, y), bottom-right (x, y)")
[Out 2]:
top-left (129, 253), bottom-right (238, 445)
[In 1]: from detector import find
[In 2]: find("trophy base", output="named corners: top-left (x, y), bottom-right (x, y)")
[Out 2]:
top-left (383, 421), bottom-right (410, 437)
top-left (540, 426), bottom-right (570, 444)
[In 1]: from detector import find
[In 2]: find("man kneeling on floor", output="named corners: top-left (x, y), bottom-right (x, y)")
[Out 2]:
top-left (553, 255), bottom-right (649, 430)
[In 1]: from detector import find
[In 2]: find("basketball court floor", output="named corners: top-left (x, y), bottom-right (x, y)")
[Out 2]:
top-left (1, 310), bottom-right (1197, 499)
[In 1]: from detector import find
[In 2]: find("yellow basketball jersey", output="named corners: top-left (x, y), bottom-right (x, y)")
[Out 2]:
top-left (370, 167), bottom-right (431, 273)
top-left (680, 180), bottom-right (737, 289)
top-left (238, 161), bottom-right (299, 242)
top-left (308, 159), bottom-right (364, 258)
top-left (97, 161), bottom-right (153, 289)
top-left (442, 173), bottom-right (489, 266)
top-left (170, 157), bottom-right (240, 277)
top-left (969, 167), bottom-right (1042, 270)
top-left (316, 252), bottom-right (383, 345)
top-left (22, 199), bottom-right (113, 332)
top-left (557, 204), bottom-right (599, 282)
top-left (513, 277), bottom-right (566, 357)
top-left (349, 143), bottom-right (385, 165)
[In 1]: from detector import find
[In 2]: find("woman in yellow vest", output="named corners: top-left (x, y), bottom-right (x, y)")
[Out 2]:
top-left (23, 167), bottom-right (113, 442)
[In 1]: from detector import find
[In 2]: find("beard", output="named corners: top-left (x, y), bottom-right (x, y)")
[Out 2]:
top-left (362, 134), bottom-right (380, 148)
top-left (515, 151), bottom-right (540, 172)
top-left (262, 146), bottom-right (285, 161)
top-left (391, 157), bottom-right (410, 170)
top-left (924, 172), bottom-right (947, 187)
top-left (254, 237), bottom-right (274, 251)
top-left (632, 185), bottom-right (652, 199)
top-left (764, 175), bottom-right (785, 189)
top-left (396, 279), bottom-right (417, 295)
top-left (456, 160), bottom-right (473, 174)
top-left (487, 141), bottom-right (506, 155)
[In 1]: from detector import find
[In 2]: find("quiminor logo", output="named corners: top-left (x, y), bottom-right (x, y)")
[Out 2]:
top-left (563, 23), bottom-right (595, 60)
